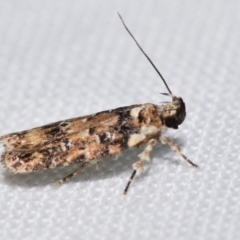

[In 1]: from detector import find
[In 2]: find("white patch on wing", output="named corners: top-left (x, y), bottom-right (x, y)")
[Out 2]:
top-left (128, 133), bottom-right (146, 147)
top-left (80, 129), bottom-right (89, 137)
top-left (60, 142), bottom-right (67, 152)
top-left (130, 107), bottom-right (142, 118)
top-left (66, 139), bottom-right (72, 148)
top-left (106, 132), bottom-right (111, 139)
top-left (95, 135), bottom-right (100, 144)
top-left (140, 125), bottom-right (158, 135)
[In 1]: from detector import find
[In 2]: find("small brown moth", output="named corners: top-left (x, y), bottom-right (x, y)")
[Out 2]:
top-left (0, 13), bottom-right (198, 195)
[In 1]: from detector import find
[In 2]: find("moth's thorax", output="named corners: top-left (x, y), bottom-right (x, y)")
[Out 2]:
top-left (158, 95), bottom-right (186, 129)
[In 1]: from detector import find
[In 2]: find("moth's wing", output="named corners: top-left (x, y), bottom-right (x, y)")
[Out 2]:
top-left (1, 104), bottom-right (148, 173)
top-left (2, 130), bottom-right (119, 173)
top-left (0, 112), bottom-right (114, 152)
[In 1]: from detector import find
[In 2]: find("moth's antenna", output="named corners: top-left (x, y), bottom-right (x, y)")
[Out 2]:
top-left (118, 12), bottom-right (172, 94)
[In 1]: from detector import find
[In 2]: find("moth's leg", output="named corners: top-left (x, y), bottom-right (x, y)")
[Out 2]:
top-left (54, 162), bottom-right (89, 185)
top-left (124, 139), bottom-right (157, 196)
top-left (159, 136), bottom-right (199, 168)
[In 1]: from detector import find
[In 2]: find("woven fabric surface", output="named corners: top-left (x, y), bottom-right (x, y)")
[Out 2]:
top-left (0, 1), bottom-right (240, 240)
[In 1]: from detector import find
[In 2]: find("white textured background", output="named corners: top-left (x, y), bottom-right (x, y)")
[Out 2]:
top-left (0, 1), bottom-right (240, 240)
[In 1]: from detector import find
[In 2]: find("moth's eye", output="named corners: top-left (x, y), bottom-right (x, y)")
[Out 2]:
top-left (165, 117), bottom-right (178, 129)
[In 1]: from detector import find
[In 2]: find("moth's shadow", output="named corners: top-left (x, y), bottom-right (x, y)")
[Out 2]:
top-left (2, 136), bottom-right (186, 188)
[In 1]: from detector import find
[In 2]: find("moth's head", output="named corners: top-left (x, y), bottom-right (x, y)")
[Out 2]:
top-left (160, 94), bottom-right (186, 129)
top-left (118, 13), bottom-right (187, 130)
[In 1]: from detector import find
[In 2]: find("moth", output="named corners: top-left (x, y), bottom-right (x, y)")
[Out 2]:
top-left (0, 13), bottom-right (198, 195)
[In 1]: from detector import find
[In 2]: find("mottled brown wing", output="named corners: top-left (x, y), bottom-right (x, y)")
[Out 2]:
top-left (1, 104), bottom-right (158, 173)
top-left (0, 112), bottom-right (113, 151)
